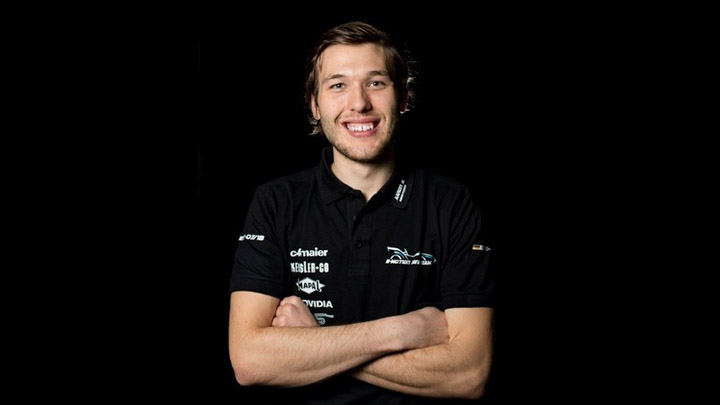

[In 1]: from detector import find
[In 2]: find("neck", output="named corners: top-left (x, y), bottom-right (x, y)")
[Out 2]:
top-left (331, 148), bottom-right (395, 202)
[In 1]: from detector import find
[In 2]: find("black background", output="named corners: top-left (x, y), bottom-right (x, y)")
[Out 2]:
top-left (197, 10), bottom-right (641, 402)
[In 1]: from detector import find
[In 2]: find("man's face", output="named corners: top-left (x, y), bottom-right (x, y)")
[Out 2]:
top-left (312, 43), bottom-right (403, 163)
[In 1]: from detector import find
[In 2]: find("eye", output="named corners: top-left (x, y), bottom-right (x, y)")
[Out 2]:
top-left (368, 81), bottom-right (386, 87)
top-left (329, 83), bottom-right (345, 89)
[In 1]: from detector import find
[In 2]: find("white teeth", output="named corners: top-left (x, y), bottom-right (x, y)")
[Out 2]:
top-left (346, 122), bottom-right (374, 132)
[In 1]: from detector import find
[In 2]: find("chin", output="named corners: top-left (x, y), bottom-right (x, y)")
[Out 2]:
top-left (323, 123), bottom-right (396, 163)
top-left (342, 143), bottom-right (393, 163)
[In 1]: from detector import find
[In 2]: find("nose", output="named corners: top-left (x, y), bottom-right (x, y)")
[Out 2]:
top-left (348, 84), bottom-right (372, 113)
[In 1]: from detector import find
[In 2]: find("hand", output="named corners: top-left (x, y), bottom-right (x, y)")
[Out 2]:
top-left (271, 295), bottom-right (319, 327)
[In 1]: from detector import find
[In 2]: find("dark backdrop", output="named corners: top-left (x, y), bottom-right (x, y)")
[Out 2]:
top-left (198, 11), bottom-right (626, 402)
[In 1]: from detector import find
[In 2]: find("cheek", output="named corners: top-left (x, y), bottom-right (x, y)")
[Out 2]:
top-left (317, 96), bottom-right (342, 115)
top-left (324, 102), bottom-right (345, 118)
top-left (373, 94), bottom-right (398, 112)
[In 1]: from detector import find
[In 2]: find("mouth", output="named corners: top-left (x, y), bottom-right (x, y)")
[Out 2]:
top-left (342, 119), bottom-right (380, 137)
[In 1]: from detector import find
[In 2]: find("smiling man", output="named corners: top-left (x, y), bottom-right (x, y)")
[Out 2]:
top-left (312, 42), bottom-right (401, 166)
top-left (228, 21), bottom-right (495, 403)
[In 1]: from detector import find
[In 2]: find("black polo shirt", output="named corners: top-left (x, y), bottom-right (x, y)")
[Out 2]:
top-left (229, 146), bottom-right (493, 403)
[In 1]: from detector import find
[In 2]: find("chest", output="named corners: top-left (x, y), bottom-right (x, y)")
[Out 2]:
top-left (281, 201), bottom-right (447, 324)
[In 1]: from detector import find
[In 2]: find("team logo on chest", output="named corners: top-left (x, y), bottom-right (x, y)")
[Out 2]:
top-left (290, 247), bottom-right (328, 257)
top-left (296, 277), bottom-right (325, 294)
top-left (385, 246), bottom-right (436, 266)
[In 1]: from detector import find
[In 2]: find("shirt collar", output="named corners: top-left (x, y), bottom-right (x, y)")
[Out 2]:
top-left (377, 165), bottom-right (413, 209)
top-left (316, 147), bottom-right (352, 205)
top-left (315, 146), bottom-right (414, 209)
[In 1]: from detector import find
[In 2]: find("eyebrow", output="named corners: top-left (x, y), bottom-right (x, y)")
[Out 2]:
top-left (322, 70), bottom-right (390, 84)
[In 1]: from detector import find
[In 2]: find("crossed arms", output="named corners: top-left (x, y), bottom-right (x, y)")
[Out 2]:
top-left (228, 291), bottom-right (493, 399)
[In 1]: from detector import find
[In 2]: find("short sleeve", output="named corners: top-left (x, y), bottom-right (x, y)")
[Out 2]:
top-left (229, 187), bottom-right (288, 298)
top-left (440, 191), bottom-right (494, 309)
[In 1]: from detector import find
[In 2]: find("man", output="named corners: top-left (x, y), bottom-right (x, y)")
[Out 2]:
top-left (228, 21), bottom-right (494, 403)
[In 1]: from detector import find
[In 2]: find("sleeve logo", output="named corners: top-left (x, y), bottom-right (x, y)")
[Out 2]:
top-left (239, 234), bottom-right (265, 241)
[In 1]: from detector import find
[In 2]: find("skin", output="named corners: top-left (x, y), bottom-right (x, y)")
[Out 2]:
top-left (229, 43), bottom-right (493, 399)
top-left (311, 43), bottom-right (405, 200)
top-left (272, 297), bottom-right (493, 399)
top-left (230, 291), bottom-right (449, 387)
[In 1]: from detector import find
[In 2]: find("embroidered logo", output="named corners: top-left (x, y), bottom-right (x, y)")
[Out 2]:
top-left (238, 234), bottom-right (264, 241)
top-left (394, 179), bottom-right (407, 203)
top-left (304, 300), bottom-right (333, 308)
top-left (313, 312), bottom-right (335, 325)
top-left (290, 247), bottom-right (328, 257)
top-left (296, 277), bottom-right (325, 294)
top-left (385, 246), bottom-right (436, 266)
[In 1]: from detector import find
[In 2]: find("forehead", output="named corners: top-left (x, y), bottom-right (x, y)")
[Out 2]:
top-left (317, 43), bottom-right (388, 76)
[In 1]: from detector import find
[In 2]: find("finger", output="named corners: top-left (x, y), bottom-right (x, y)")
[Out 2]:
top-left (274, 303), bottom-right (290, 316)
top-left (281, 295), bottom-right (302, 305)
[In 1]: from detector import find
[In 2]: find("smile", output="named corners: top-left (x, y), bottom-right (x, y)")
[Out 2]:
top-left (345, 122), bottom-right (375, 132)
top-left (342, 119), bottom-right (380, 137)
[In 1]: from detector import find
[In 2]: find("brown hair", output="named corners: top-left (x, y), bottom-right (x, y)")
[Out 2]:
top-left (304, 21), bottom-right (413, 135)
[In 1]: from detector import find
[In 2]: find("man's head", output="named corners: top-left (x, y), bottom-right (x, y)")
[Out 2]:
top-left (304, 21), bottom-right (412, 163)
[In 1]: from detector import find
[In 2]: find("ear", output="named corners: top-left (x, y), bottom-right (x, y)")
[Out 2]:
top-left (399, 93), bottom-right (409, 114)
top-left (310, 95), bottom-right (320, 120)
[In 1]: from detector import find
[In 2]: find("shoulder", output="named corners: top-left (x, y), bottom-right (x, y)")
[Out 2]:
top-left (413, 168), bottom-right (473, 199)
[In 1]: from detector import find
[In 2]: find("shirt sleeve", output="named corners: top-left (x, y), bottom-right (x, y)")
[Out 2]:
top-left (228, 186), bottom-right (288, 298)
top-left (440, 190), bottom-right (494, 309)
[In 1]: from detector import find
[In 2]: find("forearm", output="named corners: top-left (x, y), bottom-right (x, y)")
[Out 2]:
top-left (230, 292), bottom-right (450, 388)
top-left (232, 318), bottom-right (403, 387)
top-left (350, 341), bottom-right (487, 398)
top-left (350, 307), bottom-right (493, 399)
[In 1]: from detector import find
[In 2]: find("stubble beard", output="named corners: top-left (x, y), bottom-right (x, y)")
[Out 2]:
top-left (321, 109), bottom-right (400, 164)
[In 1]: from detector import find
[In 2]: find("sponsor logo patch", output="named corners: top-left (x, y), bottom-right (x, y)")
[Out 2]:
top-left (303, 299), bottom-right (333, 308)
top-left (313, 313), bottom-right (334, 325)
top-left (385, 246), bottom-right (436, 266)
top-left (291, 261), bottom-right (330, 273)
top-left (296, 277), bottom-right (325, 294)
top-left (290, 247), bottom-right (329, 257)
top-left (394, 179), bottom-right (407, 203)
top-left (238, 234), bottom-right (264, 241)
